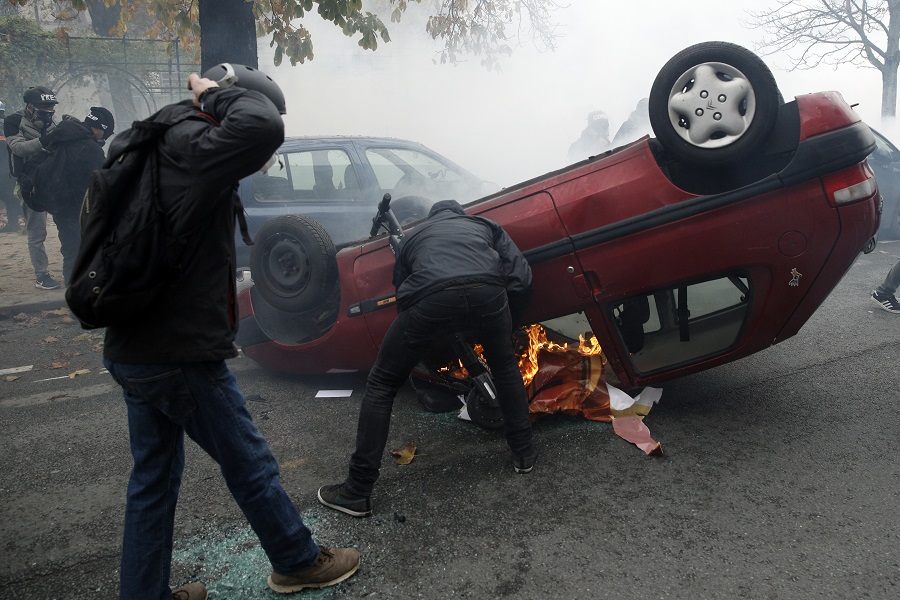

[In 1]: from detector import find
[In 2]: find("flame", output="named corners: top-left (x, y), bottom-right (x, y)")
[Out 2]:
top-left (517, 324), bottom-right (602, 387)
top-left (434, 325), bottom-right (603, 388)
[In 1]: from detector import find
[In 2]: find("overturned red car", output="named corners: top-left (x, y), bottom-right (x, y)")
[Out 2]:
top-left (236, 42), bottom-right (879, 399)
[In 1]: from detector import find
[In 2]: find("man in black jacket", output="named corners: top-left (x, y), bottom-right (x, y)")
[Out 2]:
top-left (0, 100), bottom-right (23, 232)
top-left (318, 200), bottom-right (538, 518)
top-left (28, 107), bottom-right (113, 284)
top-left (102, 68), bottom-right (359, 600)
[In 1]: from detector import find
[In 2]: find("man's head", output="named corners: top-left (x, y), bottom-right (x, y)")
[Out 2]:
top-left (200, 63), bottom-right (286, 114)
top-left (427, 199), bottom-right (466, 218)
top-left (83, 106), bottom-right (115, 141)
top-left (22, 86), bottom-right (59, 128)
top-left (587, 110), bottom-right (609, 133)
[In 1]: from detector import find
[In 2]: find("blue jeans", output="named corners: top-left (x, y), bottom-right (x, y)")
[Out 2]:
top-left (345, 284), bottom-right (534, 496)
top-left (104, 359), bottom-right (319, 600)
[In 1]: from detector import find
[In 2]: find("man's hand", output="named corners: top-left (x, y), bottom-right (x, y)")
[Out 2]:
top-left (188, 73), bottom-right (219, 109)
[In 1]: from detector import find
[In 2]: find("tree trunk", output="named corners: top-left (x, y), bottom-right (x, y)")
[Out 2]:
top-left (883, 65), bottom-right (898, 120)
top-left (199, 0), bottom-right (258, 72)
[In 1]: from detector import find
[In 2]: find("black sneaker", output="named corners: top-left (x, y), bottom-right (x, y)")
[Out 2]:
top-left (871, 291), bottom-right (900, 313)
top-left (35, 273), bottom-right (61, 290)
top-left (513, 448), bottom-right (538, 474)
top-left (267, 546), bottom-right (360, 593)
top-left (317, 483), bottom-right (372, 517)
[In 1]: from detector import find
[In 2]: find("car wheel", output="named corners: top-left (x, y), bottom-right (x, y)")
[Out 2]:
top-left (391, 195), bottom-right (433, 225)
top-left (250, 214), bottom-right (339, 312)
top-left (649, 41), bottom-right (781, 165)
top-left (466, 387), bottom-right (505, 430)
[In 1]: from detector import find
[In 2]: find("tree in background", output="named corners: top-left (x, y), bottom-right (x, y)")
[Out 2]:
top-left (0, 15), bottom-right (68, 109)
top-left (749, 0), bottom-right (900, 119)
top-left (7, 0), bottom-right (560, 72)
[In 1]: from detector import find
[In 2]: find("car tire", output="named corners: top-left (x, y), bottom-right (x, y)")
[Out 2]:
top-left (466, 387), bottom-right (505, 430)
top-left (250, 214), bottom-right (339, 312)
top-left (649, 41), bottom-right (781, 165)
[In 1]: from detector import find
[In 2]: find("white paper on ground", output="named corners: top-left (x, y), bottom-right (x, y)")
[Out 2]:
top-left (606, 383), bottom-right (663, 410)
top-left (315, 390), bottom-right (353, 398)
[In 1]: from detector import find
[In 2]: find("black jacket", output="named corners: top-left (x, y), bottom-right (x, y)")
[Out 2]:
top-left (103, 87), bottom-right (284, 363)
top-left (394, 200), bottom-right (533, 313)
top-left (36, 118), bottom-right (105, 217)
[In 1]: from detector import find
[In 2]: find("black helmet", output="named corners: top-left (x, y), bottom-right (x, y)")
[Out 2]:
top-left (23, 86), bottom-right (59, 106)
top-left (201, 63), bottom-right (286, 114)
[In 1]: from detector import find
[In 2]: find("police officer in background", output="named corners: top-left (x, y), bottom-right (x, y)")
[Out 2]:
top-left (4, 86), bottom-right (61, 289)
top-left (0, 100), bottom-right (23, 232)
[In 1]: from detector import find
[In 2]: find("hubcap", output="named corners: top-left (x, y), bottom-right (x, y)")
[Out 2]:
top-left (667, 62), bottom-right (756, 149)
top-left (265, 235), bottom-right (311, 296)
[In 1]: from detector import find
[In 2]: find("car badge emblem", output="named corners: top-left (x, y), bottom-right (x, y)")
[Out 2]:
top-left (789, 268), bottom-right (802, 287)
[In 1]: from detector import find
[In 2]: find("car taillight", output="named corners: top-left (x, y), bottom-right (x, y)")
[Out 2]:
top-left (822, 162), bottom-right (878, 207)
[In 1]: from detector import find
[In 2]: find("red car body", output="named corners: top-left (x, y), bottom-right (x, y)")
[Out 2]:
top-left (237, 90), bottom-right (879, 390)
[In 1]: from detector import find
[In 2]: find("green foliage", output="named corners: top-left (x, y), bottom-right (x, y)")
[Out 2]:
top-left (0, 15), bottom-right (68, 109)
top-left (7, 0), bottom-right (559, 70)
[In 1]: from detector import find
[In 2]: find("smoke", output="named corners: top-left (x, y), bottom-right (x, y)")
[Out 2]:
top-left (257, 1), bottom-right (887, 187)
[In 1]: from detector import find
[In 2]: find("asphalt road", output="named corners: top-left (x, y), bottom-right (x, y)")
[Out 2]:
top-left (1, 243), bottom-right (898, 600)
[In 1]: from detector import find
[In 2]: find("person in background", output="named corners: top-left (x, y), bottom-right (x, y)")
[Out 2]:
top-left (4, 86), bottom-right (60, 289)
top-left (870, 257), bottom-right (900, 313)
top-left (0, 99), bottom-right (23, 232)
top-left (101, 67), bottom-right (359, 600)
top-left (318, 199), bottom-right (537, 519)
top-left (567, 110), bottom-right (611, 162)
top-left (35, 107), bottom-right (114, 285)
top-left (612, 97), bottom-right (651, 147)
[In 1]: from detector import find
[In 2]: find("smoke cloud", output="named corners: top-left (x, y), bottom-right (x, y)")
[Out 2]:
top-left (258, 2), bottom-right (888, 187)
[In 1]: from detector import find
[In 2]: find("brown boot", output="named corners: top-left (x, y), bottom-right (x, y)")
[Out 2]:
top-left (171, 582), bottom-right (207, 600)
top-left (267, 546), bottom-right (360, 593)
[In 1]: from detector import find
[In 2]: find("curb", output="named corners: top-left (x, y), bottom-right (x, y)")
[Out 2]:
top-left (0, 297), bottom-right (69, 315)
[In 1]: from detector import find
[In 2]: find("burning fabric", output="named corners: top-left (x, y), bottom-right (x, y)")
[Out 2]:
top-left (412, 323), bottom-right (663, 454)
top-left (517, 324), bottom-right (663, 454)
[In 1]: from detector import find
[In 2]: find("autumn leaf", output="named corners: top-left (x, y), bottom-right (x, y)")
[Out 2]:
top-left (42, 308), bottom-right (69, 316)
top-left (390, 444), bottom-right (417, 465)
top-left (59, 316), bottom-right (75, 324)
top-left (5, 375), bottom-right (19, 382)
top-left (69, 369), bottom-right (90, 378)
top-left (44, 337), bottom-right (58, 343)
top-left (50, 361), bottom-right (70, 369)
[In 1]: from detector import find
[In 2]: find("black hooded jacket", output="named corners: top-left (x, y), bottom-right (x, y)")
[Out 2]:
top-left (103, 86), bottom-right (284, 363)
top-left (393, 200), bottom-right (533, 313)
top-left (38, 118), bottom-right (105, 217)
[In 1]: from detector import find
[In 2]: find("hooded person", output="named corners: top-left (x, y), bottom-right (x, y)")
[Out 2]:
top-left (32, 106), bottom-right (114, 284)
top-left (317, 198), bottom-right (538, 520)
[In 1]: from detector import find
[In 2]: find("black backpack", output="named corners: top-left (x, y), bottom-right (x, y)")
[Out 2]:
top-left (18, 148), bottom-right (51, 212)
top-left (66, 109), bottom-right (231, 329)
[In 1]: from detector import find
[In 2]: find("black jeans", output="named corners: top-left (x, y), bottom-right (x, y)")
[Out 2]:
top-left (346, 284), bottom-right (534, 496)
top-left (55, 213), bottom-right (80, 285)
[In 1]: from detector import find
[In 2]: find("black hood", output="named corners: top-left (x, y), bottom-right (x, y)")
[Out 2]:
top-left (44, 118), bottom-right (95, 145)
top-left (428, 199), bottom-right (466, 218)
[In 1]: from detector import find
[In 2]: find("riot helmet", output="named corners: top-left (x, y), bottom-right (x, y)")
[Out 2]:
top-left (201, 63), bottom-right (286, 114)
